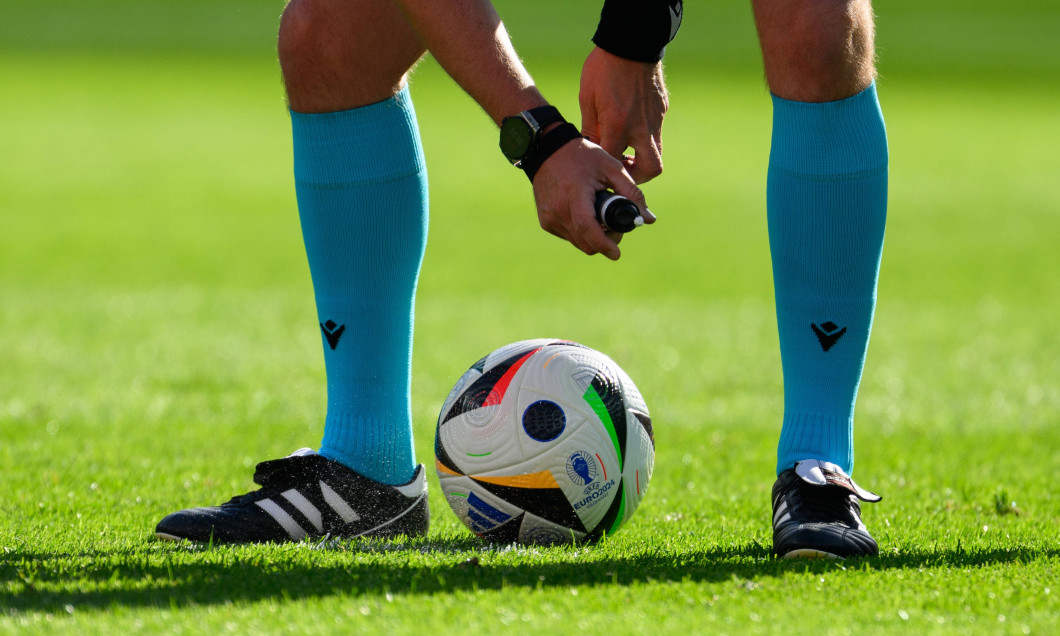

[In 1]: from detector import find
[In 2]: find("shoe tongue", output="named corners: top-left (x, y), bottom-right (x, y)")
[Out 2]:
top-left (252, 448), bottom-right (319, 486)
top-left (795, 459), bottom-right (882, 502)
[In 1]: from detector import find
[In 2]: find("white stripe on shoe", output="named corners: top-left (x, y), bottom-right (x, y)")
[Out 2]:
top-left (282, 488), bottom-right (324, 533)
top-left (773, 500), bottom-right (789, 526)
top-left (320, 480), bottom-right (360, 524)
top-left (256, 499), bottom-right (308, 540)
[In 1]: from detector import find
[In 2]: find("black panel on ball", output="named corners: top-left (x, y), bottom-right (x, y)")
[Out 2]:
top-left (471, 479), bottom-right (587, 534)
top-left (478, 513), bottom-right (524, 544)
top-left (440, 350), bottom-right (531, 426)
top-left (632, 409), bottom-right (654, 444)
top-left (434, 432), bottom-right (463, 476)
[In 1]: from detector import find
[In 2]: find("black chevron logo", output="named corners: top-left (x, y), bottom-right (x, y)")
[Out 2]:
top-left (320, 320), bottom-right (346, 350)
top-left (811, 321), bottom-right (847, 352)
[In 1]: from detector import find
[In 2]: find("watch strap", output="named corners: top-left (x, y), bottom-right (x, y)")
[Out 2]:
top-left (523, 105), bottom-right (563, 130)
top-left (520, 122), bottom-right (583, 184)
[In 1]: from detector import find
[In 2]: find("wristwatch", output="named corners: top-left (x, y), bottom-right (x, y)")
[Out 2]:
top-left (499, 106), bottom-right (583, 183)
top-left (499, 106), bottom-right (565, 165)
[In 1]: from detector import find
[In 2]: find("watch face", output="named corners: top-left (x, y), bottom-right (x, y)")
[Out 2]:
top-left (500, 116), bottom-right (534, 163)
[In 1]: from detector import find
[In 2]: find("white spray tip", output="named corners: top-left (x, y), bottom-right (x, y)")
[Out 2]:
top-left (633, 215), bottom-right (645, 227)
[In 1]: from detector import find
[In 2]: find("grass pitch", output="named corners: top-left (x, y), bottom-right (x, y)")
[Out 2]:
top-left (2, 1), bottom-right (1059, 634)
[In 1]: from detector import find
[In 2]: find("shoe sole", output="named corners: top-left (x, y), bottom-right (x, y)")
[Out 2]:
top-left (155, 532), bottom-right (183, 542)
top-left (781, 548), bottom-right (842, 559)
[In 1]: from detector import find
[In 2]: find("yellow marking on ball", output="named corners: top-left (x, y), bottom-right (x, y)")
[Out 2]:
top-left (435, 458), bottom-right (463, 476)
top-left (543, 351), bottom-right (564, 369)
top-left (472, 470), bottom-right (560, 489)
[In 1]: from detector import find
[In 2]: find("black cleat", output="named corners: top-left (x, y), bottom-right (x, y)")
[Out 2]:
top-left (155, 449), bottom-right (429, 543)
top-left (772, 459), bottom-right (881, 559)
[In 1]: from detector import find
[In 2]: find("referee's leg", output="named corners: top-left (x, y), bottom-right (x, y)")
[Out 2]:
top-left (281, 0), bottom-right (431, 487)
top-left (153, 0), bottom-right (435, 544)
top-left (754, 0), bottom-right (888, 557)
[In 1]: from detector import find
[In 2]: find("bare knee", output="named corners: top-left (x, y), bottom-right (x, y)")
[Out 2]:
top-left (277, 0), bottom-right (314, 71)
top-left (279, 0), bottom-right (424, 112)
top-left (753, 0), bottom-right (876, 102)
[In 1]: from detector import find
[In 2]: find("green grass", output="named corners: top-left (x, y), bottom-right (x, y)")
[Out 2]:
top-left (2, 0), bottom-right (1059, 634)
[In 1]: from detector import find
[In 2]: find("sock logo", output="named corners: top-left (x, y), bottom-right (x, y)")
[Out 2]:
top-left (320, 320), bottom-right (346, 350)
top-left (811, 321), bottom-right (847, 352)
top-left (668, 2), bottom-right (683, 41)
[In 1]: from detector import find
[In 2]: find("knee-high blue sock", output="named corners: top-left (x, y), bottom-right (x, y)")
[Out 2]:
top-left (291, 87), bottom-right (427, 485)
top-left (769, 83), bottom-right (888, 476)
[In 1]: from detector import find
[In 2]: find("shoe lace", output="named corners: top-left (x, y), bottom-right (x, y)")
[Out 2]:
top-left (220, 455), bottom-right (317, 506)
top-left (790, 480), bottom-right (861, 526)
top-left (224, 491), bottom-right (259, 506)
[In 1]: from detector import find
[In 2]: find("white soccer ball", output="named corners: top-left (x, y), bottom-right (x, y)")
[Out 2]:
top-left (434, 339), bottom-right (654, 545)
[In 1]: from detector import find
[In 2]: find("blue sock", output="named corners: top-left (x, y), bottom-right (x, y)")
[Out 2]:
top-left (291, 87), bottom-right (427, 485)
top-left (769, 83), bottom-right (888, 476)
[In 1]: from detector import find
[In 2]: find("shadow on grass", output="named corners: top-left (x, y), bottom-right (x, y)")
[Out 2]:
top-left (3, 537), bottom-right (1057, 613)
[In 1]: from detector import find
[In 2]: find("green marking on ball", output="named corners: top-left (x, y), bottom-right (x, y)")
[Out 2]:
top-left (583, 385), bottom-right (622, 470)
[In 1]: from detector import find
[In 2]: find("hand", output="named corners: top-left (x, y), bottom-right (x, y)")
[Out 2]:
top-left (579, 47), bottom-right (669, 184)
top-left (531, 137), bottom-right (654, 261)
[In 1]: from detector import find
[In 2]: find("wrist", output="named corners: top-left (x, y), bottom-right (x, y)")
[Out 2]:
top-left (519, 123), bottom-right (582, 184)
top-left (499, 107), bottom-right (583, 183)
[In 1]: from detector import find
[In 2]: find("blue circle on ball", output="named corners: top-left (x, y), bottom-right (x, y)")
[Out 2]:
top-left (522, 400), bottom-right (566, 442)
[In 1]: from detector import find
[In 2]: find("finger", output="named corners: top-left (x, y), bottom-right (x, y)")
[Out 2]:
top-left (626, 136), bottom-right (664, 185)
top-left (541, 223), bottom-right (565, 240)
top-left (544, 208), bottom-right (602, 257)
top-left (572, 196), bottom-right (620, 260)
top-left (569, 229), bottom-right (606, 258)
top-left (605, 167), bottom-right (648, 221)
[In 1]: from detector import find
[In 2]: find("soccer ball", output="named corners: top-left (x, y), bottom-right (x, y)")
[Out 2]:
top-left (434, 339), bottom-right (654, 545)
